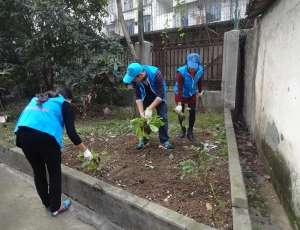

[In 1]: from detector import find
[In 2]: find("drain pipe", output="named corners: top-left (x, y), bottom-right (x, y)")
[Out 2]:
top-left (234, 0), bottom-right (239, 29)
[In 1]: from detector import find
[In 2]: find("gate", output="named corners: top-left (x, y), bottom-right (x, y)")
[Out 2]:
top-left (151, 38), bottom-right (223, 90)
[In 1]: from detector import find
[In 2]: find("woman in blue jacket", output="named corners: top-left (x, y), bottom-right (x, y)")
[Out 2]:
top-left (14, 87), bottom-right (93, 217)
top-left (174, 53), bottom-right (203, 142)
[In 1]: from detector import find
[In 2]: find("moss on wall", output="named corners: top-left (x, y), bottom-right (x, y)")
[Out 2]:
top-left (257, 139), bottom-right (300, 230)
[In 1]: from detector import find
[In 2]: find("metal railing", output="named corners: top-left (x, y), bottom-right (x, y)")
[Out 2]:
top-left (151, 38), bottom-right (223, 89)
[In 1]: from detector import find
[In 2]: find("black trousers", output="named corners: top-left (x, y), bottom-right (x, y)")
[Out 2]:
top-left (181, 103), bottom-right (196, 131)
top-left (21, 143), bottom-right (62, 212)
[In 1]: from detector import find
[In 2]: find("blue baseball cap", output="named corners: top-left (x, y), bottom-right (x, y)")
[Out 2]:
top-left (187, 53), bottom-right (200, 69)
top-left (123, 63), bottom-right (144, 83)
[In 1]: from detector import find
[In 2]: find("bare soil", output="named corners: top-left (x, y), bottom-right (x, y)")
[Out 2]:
top-left (62, 112), bottom-right (232, 230)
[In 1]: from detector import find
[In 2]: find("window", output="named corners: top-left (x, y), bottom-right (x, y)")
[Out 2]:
top-left (124, 0), bottom-right (133, 11)
top-left (181, 11), bottom-right (188, 27)
top-left (107, 25), bottom-right (115, 36)
top-left (144, 17), bottom-right (151, 32)
top-left (107, 0), bottom-right (115, 14)
top-left (157, 0), bottom-right (173, 15)
top-left (125, 20), bottom-right (135, 35)
top-left (143, 0), bottom-right (151, 4)
top-left (205, 3), bottom-right (221, 23)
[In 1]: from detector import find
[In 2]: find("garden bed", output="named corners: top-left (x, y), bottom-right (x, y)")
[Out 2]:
top-left (0, 101), bottom-right (232, 229)
top-left (62, 104), bottom-right (232, 230)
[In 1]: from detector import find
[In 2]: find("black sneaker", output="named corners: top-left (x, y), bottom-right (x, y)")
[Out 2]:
top-left (159, 141), bottom-right (174, 150)
top-left (136, 139), bottom-right (149, 150)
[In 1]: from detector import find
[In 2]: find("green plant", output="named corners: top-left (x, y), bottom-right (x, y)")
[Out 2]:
top-left (172, 106), bottom-right (190, 127)
top-left (78, 149), bottom-right (102, 173)
top-left (179, 159), bottom-right (198, 180)
top-left (210, 182), bottom-right (226, 211)
top-left (130, 113), bottom-right (164, 141)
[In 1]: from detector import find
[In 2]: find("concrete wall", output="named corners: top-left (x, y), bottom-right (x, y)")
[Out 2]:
top-left (222, 30), bottom-right (240, 109)
top-left (98, 89), bottom-right (223, 111)
top-left (242, 0), bottom-right (300, 228)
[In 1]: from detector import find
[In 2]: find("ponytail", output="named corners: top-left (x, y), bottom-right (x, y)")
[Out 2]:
top-left (36, 90), bottom-right (58, 106)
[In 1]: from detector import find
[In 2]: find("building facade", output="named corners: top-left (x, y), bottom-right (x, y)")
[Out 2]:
top-left (103, 0), bottom-right (249, 37)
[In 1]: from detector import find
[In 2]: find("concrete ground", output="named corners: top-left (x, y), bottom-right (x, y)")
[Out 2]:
top-left (0, 163), bottom-right (106, 230)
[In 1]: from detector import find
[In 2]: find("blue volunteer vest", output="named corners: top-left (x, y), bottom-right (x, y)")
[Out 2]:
top-left (174, 65), bottom-right (203, 98)
top-left (136, 66), bottom-right (167, 101)
top-left (14, 95), bottom-right (67, 149)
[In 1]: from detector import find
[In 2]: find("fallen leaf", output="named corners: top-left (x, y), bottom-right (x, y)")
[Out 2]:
top-left (206, 202), bottom-right (212, 211)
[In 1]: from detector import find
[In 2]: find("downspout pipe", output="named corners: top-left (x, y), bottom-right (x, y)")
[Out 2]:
top-left (234, 0), bottom-right (239, 29)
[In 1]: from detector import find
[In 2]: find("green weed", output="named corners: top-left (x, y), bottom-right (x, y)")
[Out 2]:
top-left (179, 159), bottom-right (198, 180)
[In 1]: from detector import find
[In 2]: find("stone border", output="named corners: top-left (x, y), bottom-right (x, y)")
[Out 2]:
top-left (0, 140), bottom-right (215, 230)
top-left (224, 107), bottom-right (252, 230)
top-left (0, 108), bottom-right (251, 230)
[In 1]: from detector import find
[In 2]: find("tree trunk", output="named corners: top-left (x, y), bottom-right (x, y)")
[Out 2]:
top-left (116, 0), bottom-right (138, 61)
top-left (138, 0), bottom-right (144, 62)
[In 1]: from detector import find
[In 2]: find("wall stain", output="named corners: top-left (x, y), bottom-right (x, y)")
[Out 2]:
top-left (258, 139), bottom-right (300, 230)
top-left (281, 133), bottom-right (284, 141)
top-left (266, 121), bottom-right (280, 151)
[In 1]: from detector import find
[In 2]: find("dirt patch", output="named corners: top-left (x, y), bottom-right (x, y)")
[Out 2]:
top-left (62, 123), bottom-right (232, 230)
top-left (2, 99), bottom-right (232, 229)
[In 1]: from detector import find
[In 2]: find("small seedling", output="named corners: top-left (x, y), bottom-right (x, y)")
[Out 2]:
top-left (78, 149), bottom-right (102, 173)
top-left (172, 106), bottom-right (190, 127)
top-left (179, 159), bottom-right (198, 180)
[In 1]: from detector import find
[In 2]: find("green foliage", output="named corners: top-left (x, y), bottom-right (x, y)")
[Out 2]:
top-left (171, 106), bottom-right (190, 127)
top-left (130, 113), bottom-right (164, 141)
top-left (179, 159), bottom-right (198, 180)
top-left (78, 149), bottom-right (103, 172)
top-left (210, 182), bottom-right (226, 210)
top-left (161, 0), bottom-right (186, 48)
top-left (0, 0), bottom-right (130, 101)
top-left (58, 36), bottom-right (128, 104)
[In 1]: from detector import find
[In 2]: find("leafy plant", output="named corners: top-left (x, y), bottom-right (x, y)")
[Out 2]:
top-left (172, 106), bottom-right (190, 127)
top-left (78, 149), bottom-right (102, 173)
top-left (179, 159), bottom-right (198, 180)
top-left (130, 113), bottom-right (164, 141)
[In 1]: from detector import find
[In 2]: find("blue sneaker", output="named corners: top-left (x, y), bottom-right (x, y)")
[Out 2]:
top-left (159, 141), bottom-right (174, 150)
top-left (45, 206), bottom-right (51, 211)
top-left (51, 199), bottom-right (71, 217)
top-left (136, 139), bottom-right (149, 150)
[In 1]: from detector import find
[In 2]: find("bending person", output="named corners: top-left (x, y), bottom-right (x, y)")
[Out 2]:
top-left (14, 87), bottom-right (93, 217)
top-left (123, 63), bottom-right (174, 150)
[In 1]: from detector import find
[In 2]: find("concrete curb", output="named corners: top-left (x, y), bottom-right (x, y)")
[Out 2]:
top-left (0, 140), bottom-right (215, 230)
top-left (0, 108), bottom-right (250, 229)
top-left (224, 107), bottom-right (252, 230)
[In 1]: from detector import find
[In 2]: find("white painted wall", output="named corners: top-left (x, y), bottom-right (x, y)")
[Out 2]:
top-left (244, 0), bottom-right (300, 224)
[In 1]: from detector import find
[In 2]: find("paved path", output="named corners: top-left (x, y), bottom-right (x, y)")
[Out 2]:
top-left (0, 163), bottom-right (97, 230)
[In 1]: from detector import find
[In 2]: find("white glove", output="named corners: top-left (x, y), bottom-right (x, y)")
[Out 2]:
top-left (145, 109), bottom-right (152, 119)
top-left (83, 148), bottom-right (93, 161)
top-left (198, 91), bottom-right (204, 98)
top-left (175, 105), bottom-right (182, 114)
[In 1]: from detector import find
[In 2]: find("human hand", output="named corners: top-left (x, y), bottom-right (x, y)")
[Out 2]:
top-left (145, 109), bottom-right (152, 119)
top-left (175, 105), bottom-right (182, 114)
top-left (83, 148), bottom-right (93, 161)
top-left (197, 91), bottom-right (204, 98)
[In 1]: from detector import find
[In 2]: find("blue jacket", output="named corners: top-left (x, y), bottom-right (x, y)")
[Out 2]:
top-left (174, 65), bottom-right (203, 98)
top-left (14, 95), bottom-right (67, 149)
top-left (136, 66), bottom-right (167, 101)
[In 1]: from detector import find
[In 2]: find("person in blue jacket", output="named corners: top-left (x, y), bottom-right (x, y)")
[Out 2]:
top-left (123, 63), bottom-right (174, 150)
top-left (14, 87), bottom-right (93, 217)
top-left (174, 53), bottom-right (203, 142)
